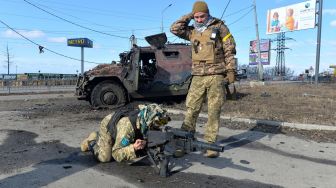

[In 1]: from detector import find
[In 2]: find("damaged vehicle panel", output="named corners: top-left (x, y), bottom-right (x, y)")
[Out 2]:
top-left (75, 33), bottom-right (192, 108)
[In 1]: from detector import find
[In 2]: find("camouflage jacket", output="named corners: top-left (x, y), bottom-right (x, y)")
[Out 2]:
top-left (111, 117), bottom-right (140, 162)
top-left (170, 14), bottom-right (236, 75)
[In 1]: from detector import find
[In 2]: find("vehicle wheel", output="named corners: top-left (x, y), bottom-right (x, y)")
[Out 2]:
top-left (90, 81), bottom-right (127, 109)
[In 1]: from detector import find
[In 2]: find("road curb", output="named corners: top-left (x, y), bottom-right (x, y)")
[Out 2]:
top-left (167, 109), bottom-right (336, 131)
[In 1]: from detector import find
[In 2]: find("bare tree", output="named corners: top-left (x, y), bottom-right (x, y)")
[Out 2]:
top-left (239, 64), bottom-right (295, 80)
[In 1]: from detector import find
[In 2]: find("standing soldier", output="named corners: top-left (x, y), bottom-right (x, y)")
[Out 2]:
top-left (170, 1), bottom-right (236, 158)
top-left (80, 103), bottom-right (170, 162)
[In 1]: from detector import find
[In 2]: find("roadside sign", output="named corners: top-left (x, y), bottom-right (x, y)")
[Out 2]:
top-left (1, 74), bottom-right (17, 80)
top-left (266, 0), bottom-right (317, 34)
top-left (67, 38), bottom-right (93, 48)
top-left (67, 38), bottom-right (93, 75)
top-left (249, 39), bottom-right (271, 65)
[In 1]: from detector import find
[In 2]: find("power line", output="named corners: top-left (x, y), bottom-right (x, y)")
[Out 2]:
top-left (0, 12), bottom-right (61, 22)
top-left (30, 1), bottom-right (157, 29)
top-left (0, 25), bottom-right (160, 34)
top-left (225, 5), bottom-right (253, 18)
top-left (0, 19), bottom-right (103, 64)
top-left (30, 0), bottom-right (161, 21)
top-left (220, 0), bottom-right (231, 20)
top-left (23, 0), bottom-right (141, 40)
top-left (227, 7), bottom-right (254, 26)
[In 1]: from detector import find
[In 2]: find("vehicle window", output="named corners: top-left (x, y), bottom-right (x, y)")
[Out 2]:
top-left (139, 52), bottom-right (157, 80)
top-left (163, 51), bottom-right (179, 59)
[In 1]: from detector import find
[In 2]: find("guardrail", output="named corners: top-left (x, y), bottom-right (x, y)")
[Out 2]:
top-left (0, 79), bottom-right (77, 94)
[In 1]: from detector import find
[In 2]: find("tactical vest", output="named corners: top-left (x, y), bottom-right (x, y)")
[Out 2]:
top-left (107, 108), bottom-right (142, 147)
top-left (189, 21), bottom-right (226, 75)
top-left (190, 28), bottom-right (216, 64)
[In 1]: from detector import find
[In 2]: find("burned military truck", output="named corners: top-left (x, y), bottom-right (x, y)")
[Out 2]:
top-left (75, 33), bottom-right (192, 108)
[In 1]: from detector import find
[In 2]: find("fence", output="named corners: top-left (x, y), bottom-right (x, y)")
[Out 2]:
top-left (0, 78), bottom-right (77, 94)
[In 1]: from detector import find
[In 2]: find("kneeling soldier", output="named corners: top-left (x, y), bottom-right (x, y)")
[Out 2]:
top-left (81, 103), bottom-right (170, 162)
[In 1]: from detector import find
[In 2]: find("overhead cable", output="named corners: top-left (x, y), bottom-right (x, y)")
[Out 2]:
top-left (0, 19), bottom-right (102, 64)
top-left (228, 8), bottom-right (254, 26)
top-left (23, 0), bottom-right (140, 40)
top-left (220, 0), bottom-right (231, 20)
top-left (225, 5), bottom-right (254, 18)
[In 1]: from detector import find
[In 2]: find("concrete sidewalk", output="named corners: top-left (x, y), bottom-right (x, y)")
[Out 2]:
top-left (1, 112), bottom-right (335, 188)
top-left (167, 109), bottom-right (336, 131)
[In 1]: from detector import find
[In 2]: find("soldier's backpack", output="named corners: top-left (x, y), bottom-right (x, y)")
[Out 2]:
top-left (107, 108), bottom-right (140, 147)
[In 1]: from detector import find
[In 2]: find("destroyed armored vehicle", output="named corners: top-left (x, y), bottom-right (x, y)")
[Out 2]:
top-left (75, 33), bottom-right (193, 108)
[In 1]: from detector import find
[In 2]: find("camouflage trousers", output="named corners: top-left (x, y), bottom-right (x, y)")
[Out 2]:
top-left (182, 75), bottom-right (225, 143)
top-left (91, 114), bottom-right (113, 162)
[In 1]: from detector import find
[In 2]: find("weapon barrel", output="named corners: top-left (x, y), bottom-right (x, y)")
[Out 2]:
top-left (169, 128), bottom-right (194, 138)
top-left (192, 140), bottom-right (224, 152)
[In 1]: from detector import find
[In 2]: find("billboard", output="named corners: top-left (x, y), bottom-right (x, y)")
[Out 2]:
top-left (250, 39), bottom-right (270, 53)
top-left (249, 52), bottom-right (270, 65)
top-left (249, 39), bottom-right (271, 65)
top-left (67, 38), bottom-right (93, 48)
top-left (0, 74), bottom-right (17, 80)
top-left (266, 0), bottom-right (316, 34)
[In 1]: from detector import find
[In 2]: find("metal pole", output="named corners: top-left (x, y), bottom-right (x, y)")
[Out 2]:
top-left (253, 0), bottom-right (263, 81)
top-left (81, 47), bottom-right (84, 75)
top-left (161, 4), bottom-right (172, 33)
top-left (7, 44), bottom-right (9, 75)
top-left (315, 0), bottom-right (323, 85)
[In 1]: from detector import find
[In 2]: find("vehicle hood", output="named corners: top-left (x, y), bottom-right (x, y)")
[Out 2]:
top-left (85, 63), bottom-right (123, 77)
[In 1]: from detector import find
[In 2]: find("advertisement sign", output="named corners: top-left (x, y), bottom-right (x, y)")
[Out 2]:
top-left (249, 52), bottom-right (270, 65)
top-left (67, 38), bottom-right (93, 48)
top-left (1, 74), bottom-right (17, 80)
top-left (250, 39), bottom-right (270, 53)
top-left (249, 39), bottom-right (271, 65)
top-left (266, 0), bottom-right (316, 34)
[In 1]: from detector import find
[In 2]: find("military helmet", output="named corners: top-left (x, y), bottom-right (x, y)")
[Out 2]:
top-left (138, 103), bottom-right (171, 135)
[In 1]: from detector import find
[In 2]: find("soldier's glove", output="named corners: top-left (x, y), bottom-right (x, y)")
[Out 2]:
top-left (226, 70), bottom-right (236, 84)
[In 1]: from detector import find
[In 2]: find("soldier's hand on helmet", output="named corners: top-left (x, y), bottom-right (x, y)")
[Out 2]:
top-left (226, 70), bottom-right (236, 84)
top-left (133, 139), bottom-right (146, 150)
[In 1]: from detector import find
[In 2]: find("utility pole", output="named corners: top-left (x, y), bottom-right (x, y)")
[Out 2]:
top-left (161, 4), bottom-right (172, 33)
top-left (5, 44), bottom-right (13, 75)
top-left (252, 0), bottom-right (263, 81)
top-left (272, 33), bottom-right (294, 77)
top-left (7, 45), bottom-right (9, 74)
top-left (315, 0), bottom-right (323, 85)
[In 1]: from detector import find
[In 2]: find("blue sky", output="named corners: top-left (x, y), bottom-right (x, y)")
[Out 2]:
top-left (0, 0), bottom-right (335, 75)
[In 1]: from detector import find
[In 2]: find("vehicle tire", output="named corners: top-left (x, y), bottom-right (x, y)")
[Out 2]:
top-left (90, 81), bottom-right (127, 109)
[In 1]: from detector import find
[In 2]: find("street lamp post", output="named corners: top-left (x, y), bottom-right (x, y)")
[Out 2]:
top-left (161, 4), bottom-right (172, 33)
top-left (252, 0), bottom-right (264, 81)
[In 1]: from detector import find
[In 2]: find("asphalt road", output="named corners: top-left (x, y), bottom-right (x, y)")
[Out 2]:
top-left (0, 93), bottom-right (335, 188)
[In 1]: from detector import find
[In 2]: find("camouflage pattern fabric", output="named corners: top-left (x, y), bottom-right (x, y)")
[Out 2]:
top-left (88, 103), bottom-right (169, 163)
top-left (91, 114), bottom-right (113, 162)
top-left (170, 13), bottom-right (237, 75)
top-left (182, 75), bottom-right (225, 143)
top-left (111, 117), bottom-right (137, 162)
top-left (138, 103), bottom-right (169, 135)
top-left (171, 12), bottom-right (236, 144)
top-left (90, 115), bottom-right (136, 162)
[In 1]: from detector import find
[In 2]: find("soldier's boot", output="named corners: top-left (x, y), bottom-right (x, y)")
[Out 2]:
top-left (204, 150), bottom-right (219, 158)
top-left (81, 132), bottom-right (98, 152)
top-left (174, 123), bottom-right (196, 158)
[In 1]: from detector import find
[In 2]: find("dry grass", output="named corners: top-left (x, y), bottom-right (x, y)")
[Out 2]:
top-left (222, 83), bottom-right (336, 126)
